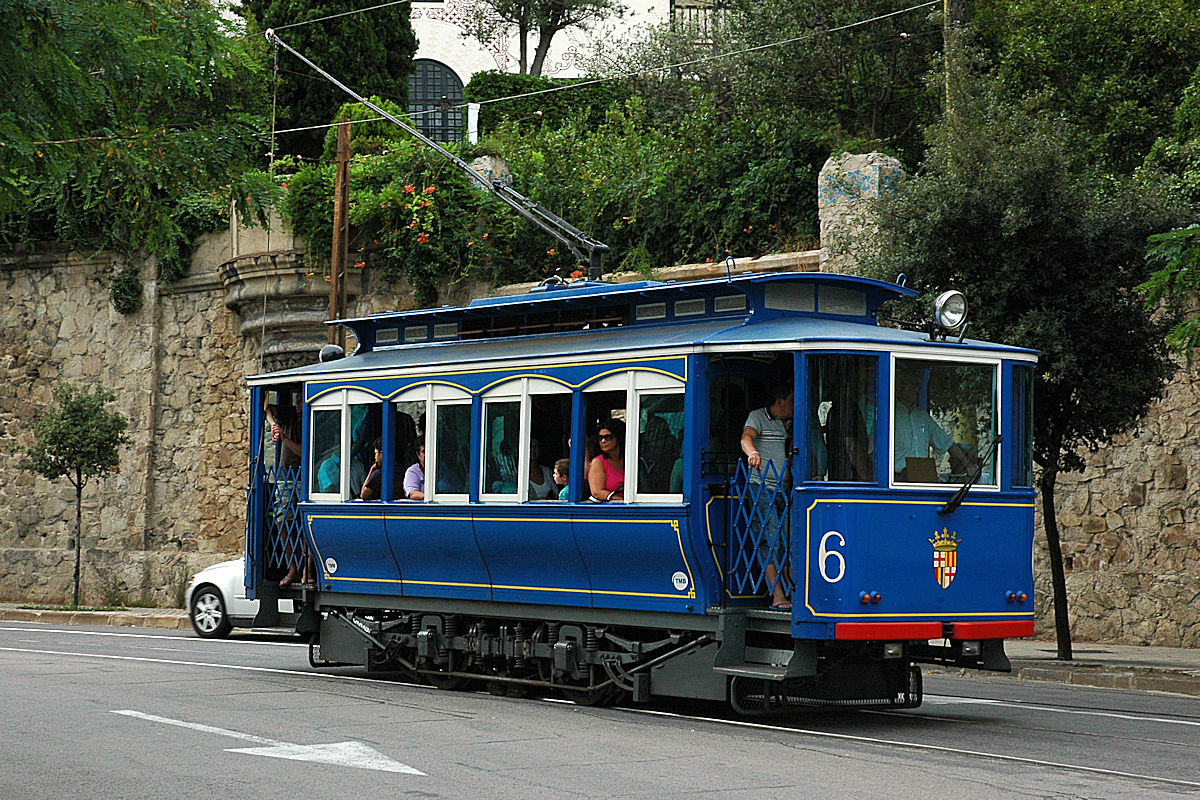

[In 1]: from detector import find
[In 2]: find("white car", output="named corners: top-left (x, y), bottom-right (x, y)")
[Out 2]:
top-left (185, 558), bottom-right (260, 639)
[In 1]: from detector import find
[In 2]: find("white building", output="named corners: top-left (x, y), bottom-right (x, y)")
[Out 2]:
top-left (407, 0), bottom-right (719, 140)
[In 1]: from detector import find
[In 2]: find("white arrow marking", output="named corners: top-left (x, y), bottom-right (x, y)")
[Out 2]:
top-left (112, 710), bottom-right (424, 775)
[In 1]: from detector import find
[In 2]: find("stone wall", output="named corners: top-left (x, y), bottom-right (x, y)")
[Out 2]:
top-left (1034, 367), bottom-right (1200, 646)
top-left (0, 245), bottom-right (254, 605)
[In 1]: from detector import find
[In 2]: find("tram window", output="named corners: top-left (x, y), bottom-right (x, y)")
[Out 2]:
top-left (809, 355), bottom-right (876, 482)
top-left (585, 389), bottom-right (626, 462)
top-left (529, 393), bottom-right (571, 500)
top-left (484, 401), bottom-right (520, 496)
top-left (348, 402), bottom-right (381, 496)
top-left (393, 400), bottom-right (425, 480)
top-left (1012, 364), bottom-right (1034, 487)
top-left (893, 358), bottom-right (997, 486)
top-left (637, 393), bottom-right (684, 495)
top-left (433, 402), bottom-right (470, 495)
top-left (311, 409), bottom-right (341, 495)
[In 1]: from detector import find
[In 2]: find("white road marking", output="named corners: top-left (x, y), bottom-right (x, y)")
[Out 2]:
top-left (0, 626), bottom-right (305, 647)
top-left (5, 643), bottom-right (1198, 788)
top-left (112, 710), bottom-right (424, 775)
top-left (923, 694), bottom-right (1200, 728)
top-left (618, 706), bottom-right (1200, 789)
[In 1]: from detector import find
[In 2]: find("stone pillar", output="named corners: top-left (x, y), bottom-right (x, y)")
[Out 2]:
top-left (219, 212), bottom-right (362, 374)
top-left (817, 152), bottom-right (904, 274)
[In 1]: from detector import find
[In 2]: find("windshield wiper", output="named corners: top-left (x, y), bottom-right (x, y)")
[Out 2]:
top-left (939, 434), bottom-right (1001, 515)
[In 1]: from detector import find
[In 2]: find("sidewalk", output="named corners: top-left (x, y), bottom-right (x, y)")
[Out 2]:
top-left (2, 603), bottom-right (1198, 697)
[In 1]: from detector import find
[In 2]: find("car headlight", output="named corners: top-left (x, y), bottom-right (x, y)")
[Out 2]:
top-left (933, 290), bottom-right (967, 331)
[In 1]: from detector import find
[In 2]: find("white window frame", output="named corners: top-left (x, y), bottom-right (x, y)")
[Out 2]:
top-left (888, 353), bottom-right (1001, 491)
top-left (480, 377), bottom-right (570, 503)
top-left (394, 384), bottom-right (470, 502)
top-left (585, 371), bottom-right (685, 503)
top-left (309, 389), bottom-right (380, 503)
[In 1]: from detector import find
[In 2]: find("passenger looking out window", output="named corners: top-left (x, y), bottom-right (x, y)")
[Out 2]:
top-left (589, 418), bottom-right (625, 502)
top-left (527, 438), bottom-right (557, 499)
top-left (405, 438), bottom-right (427, 500)
top-left (554, 458), bottom-right (570, 501)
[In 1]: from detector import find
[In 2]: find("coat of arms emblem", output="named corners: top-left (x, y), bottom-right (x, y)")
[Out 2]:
top-left (929, 528), bottom-right (961, 589)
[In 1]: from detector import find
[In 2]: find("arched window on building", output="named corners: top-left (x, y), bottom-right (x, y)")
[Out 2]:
top-left (408, 59), bottom-right (464, 142)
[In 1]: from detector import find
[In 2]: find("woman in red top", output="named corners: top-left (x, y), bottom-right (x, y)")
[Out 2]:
top-left (588, 418), bottom-right (625, 502)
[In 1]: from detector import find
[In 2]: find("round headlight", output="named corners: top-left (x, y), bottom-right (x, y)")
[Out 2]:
top-left (933, 290), bottom-right (967, 330)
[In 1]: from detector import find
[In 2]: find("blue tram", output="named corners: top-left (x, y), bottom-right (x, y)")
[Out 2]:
top-left (244, 270), bottom-right (1036, 712)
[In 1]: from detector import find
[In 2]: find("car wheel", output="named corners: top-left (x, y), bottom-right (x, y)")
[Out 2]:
top-left (190, 584), bottom-right (233, 639)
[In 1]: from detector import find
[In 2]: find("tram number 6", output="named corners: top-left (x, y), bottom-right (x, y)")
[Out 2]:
top-left (818, 530), bottom-right (846, 583)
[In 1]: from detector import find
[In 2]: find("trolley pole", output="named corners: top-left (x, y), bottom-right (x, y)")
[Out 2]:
top-left (328, 119), bottom-right (351, 347)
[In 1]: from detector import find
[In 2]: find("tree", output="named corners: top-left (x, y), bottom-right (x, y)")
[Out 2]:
top-left (239, 0), bottom-right (418, 159)
top-left (971, 0), bottom-right (1200, 176)
top-left (0, 0), bottom-right (274, 293)
top-left (464, 0), bottom-right (622, 76)
top-left (1138, 225), bottom-right (1200, 357)
top-left (858, 79), bottom-right (1186, 660)
top-left (16, 384), bottom-right (132, 607)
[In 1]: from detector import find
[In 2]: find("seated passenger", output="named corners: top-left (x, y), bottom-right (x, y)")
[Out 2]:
top-left (404, 438), bottom-right (426, 500)
top-left (528, 437), bottom-right (557, 500)
top-left (588, 418), bottom-right (625, 502)
top-left (554, 458), bottom-right (570, 501)
top-left (893, 367), bottom-right (975, 482)
top-left (359, 439), bottom-right (383, 500)
top-left (316, 449), bottom-right (340, 494)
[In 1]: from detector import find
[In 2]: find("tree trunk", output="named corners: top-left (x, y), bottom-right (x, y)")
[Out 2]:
top-left (518, 16), bottom-right (529, 74)
top-left (1039, 467), bottom-right (1073, 660)
top-left (73, 473), bottom-right (83, 608)
top-left (530, 26), bottom-right (555, 76)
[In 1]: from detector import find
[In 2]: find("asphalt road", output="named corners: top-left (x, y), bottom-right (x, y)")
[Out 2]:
top-left (2, 622), bottom-right (1198, 799)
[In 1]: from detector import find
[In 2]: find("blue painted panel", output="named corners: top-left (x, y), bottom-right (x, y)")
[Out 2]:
top-left (303, 503), bottom-right (403, 596)
top-left (471, 507), bottom-right (593, 606)
top-left (383, 505), bottom-right (492, 601)
top-left (571, 508), bottom-right (699, 612)
top-left (304, 355), bottom-right (688, 404)
top-left (797, 493), bottom-right (1035, 623)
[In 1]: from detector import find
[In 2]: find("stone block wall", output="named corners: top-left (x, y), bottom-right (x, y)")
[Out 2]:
top-left (0, 246), bottom-right (257, 605)
top-left (1034, 366), bottom-right (1200, 646)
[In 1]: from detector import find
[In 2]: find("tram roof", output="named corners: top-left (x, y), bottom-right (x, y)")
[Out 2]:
top-left (250, 273), bottom-right (1036, 385)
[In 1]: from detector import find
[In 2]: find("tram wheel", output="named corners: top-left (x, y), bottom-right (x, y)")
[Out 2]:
top-left (561, 684), bottom-right (620, 707)
top-left (425, 671), bottom-right (471, 691)
top-left (892, 665), bottom-right (923, 709)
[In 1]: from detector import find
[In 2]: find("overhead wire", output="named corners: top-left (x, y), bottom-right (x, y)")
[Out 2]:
top-left (267, 0), bottom-right (941, 137)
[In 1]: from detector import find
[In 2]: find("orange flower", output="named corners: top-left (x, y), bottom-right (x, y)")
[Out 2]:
top-left (547, 248), bottom-right (557, 256)
top-left (416, 232), bottom-right (430, 244)
top-left (425, 185), bottom-right (436, 194)
top-left (570, 269), bottom-right (584, 279)
top-left (403, 184), bottom-right (416, 194)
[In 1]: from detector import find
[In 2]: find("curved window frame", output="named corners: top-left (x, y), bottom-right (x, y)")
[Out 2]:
top-left (480, 377), bottom-right (570, 503)
top-left (393, 384), bottom-right (471, 503)
top-left (584, 371), bottom-right (686, 503)
top-left (309, 389), bottom-right (380, 503)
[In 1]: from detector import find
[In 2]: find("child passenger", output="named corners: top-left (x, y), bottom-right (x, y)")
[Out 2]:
top-left (554, 458), bottom-right (570, 501)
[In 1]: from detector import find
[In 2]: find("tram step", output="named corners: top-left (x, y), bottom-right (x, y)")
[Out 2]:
top-left (713, 662), bottom-right (791, 681)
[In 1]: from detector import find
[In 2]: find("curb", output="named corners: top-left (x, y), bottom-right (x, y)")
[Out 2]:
top-left (0, 608), bottom-right (191, 631)
top-left (1010, 660), bottom-right (1200, 698)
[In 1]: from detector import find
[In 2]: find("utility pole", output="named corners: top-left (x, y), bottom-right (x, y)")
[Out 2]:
top-left (328, 120), bottom-right (351, 347)
top-left (942, 0), bottom-right (964, 117)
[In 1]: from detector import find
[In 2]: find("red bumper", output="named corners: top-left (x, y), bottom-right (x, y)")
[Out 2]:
top-left (946, 620), bottom-right (1035, 639)
top-left (834, 620), bottom-right (1034, 641)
